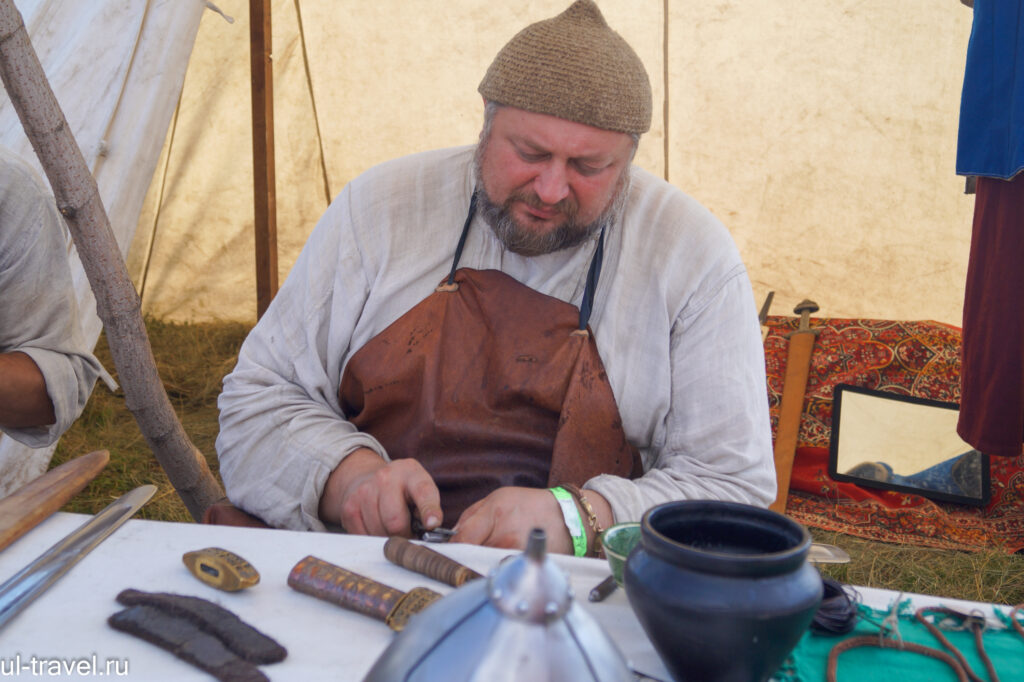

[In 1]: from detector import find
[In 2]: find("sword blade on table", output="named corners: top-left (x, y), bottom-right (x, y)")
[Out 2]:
top-left (0, 484), bottom-right (156, 630)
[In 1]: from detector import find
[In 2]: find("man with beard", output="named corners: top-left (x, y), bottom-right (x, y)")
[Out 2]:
top-left (215, 0), bottom-right (773, 555)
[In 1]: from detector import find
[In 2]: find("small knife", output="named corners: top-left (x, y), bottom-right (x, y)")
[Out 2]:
top-left (410, 518), bottom-right (456, 543)
top-left (0, 484), bottom-right (156, 630)
top-left (588, 575), bottom-right (618, 602)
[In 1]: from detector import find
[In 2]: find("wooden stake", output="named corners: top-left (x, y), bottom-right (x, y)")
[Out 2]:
top-left (250, 0), bottom-right (278, 319)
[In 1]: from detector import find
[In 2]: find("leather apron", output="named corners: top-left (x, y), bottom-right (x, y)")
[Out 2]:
top-left (338, 194), bottom-right (641, 523)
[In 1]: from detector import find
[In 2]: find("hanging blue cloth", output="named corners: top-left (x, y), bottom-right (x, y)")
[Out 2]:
top-left (956, 0), bottom-right (1024, 179)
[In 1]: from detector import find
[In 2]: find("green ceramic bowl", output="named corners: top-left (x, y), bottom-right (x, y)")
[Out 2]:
top-left (600, 522), bottom-right (641, 587)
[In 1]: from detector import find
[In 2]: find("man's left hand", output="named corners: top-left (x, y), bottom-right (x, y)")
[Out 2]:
top-left (452, 486), bottom-right (574, 553)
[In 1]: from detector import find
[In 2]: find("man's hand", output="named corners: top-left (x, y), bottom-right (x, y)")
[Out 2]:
top-left (453, 486), bottom-right (575, 553)
top-left (0, 351), bottom-right (55, 429)
top-left (318, 447), bottom-right (443, 537)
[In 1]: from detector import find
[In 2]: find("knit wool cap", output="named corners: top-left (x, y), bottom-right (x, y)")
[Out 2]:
top-left (478, 0), bottom-right (652, 135)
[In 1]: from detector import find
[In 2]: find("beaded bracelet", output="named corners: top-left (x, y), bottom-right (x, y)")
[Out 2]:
top-left (560, 483), bottom-right (605, 558)
top-left (549, 486), bottom-right (587, 557)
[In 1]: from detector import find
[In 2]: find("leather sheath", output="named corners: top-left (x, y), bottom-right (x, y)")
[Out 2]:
top-left (339, 267), bottom-right (641, 524)
top-left (770, 330), bottom-right (816, 513)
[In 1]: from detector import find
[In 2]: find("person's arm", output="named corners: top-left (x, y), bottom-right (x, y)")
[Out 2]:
top-left (452, 484), bottom-right (612, 555)
top-left (0, 351), bottom-right (55, 429)
top-left (216, 184), bottom-right (443, 533)
top-left (0, 147), bottom-right (103, 447)
top-left (318, 447), bottom-right (442, 536)
top-left (589, 269), bottom-right (776, 520)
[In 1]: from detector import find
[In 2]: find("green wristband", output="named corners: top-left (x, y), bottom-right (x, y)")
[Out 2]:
top-left (550, 486), bottom-right (587, 557)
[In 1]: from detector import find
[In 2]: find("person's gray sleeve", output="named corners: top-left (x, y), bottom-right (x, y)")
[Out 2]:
top-left (586, 266), bottom-right (776, 522)
top-left (0, 156), bottom-right (102, 448)
top-left (216, 185), bottom-right (389, 531)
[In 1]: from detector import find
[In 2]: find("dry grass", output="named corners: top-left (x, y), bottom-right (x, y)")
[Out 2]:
top-left (811, 530), bottom-right (1024, 605)
top-left (53, 319), bottom-right (1024, 605)
top-left (52, 318), bottom-right (249, 523)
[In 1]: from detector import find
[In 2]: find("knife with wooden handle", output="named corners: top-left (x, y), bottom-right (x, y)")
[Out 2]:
top-left (0, 449), bottom-right (109, 552)
top-left (383, 536), bottom-right (483, 587)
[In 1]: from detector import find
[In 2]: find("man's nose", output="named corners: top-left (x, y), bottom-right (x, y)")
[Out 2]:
top-left (533, 163), bottom-right (570, 205)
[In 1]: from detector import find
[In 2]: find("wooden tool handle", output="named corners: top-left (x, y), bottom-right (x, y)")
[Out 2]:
top-left (287, 555), bottom-right (407, 622)
top-left (384, 536), bottom-right (483, 587)
top-left (0, 449), bottom-right (109, 552)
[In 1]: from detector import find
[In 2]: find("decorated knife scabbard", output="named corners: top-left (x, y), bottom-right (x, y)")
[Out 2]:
top-left (287, 555), bottom-right (441, 631)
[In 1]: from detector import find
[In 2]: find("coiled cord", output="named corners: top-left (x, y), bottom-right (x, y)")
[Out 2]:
top-left (811, 575), bottom-right (860, 635)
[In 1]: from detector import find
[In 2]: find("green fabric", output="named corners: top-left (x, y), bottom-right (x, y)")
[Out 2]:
top-left (772, 601), bottom-right (1024, 681)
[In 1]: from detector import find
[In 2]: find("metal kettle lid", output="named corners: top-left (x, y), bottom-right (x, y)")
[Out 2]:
top-left (363, 529), bottom-right (632, 682)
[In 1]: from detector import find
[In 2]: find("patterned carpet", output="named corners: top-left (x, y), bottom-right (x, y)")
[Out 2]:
top-left (764, 317), bottom-right (1024, 552)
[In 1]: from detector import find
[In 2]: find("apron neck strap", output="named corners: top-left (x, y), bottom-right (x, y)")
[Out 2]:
top-left (448, 191), bottom-right (605, 330)
top-left (577, 227), bottom-right (605, 330)
top-left (446, 191), bottom-right (479, 285)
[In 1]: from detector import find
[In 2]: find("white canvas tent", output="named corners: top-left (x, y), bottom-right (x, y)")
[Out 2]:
top-left (130, 0), bottom-right (976, 325)
top-left (1, 0), bottom-right (977, 492)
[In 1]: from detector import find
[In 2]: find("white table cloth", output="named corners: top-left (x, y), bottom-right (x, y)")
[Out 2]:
top-left (0, 512), bottom-right (671, 681)
top-left (0, 511), bottom-right (1014, 681)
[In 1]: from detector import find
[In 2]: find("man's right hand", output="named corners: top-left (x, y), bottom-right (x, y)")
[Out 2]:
top-left (318, 447), bottom-right (442, 537)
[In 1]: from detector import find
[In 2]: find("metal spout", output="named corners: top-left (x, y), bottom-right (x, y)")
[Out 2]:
top-left (524, 528), bottom-right (546, 562)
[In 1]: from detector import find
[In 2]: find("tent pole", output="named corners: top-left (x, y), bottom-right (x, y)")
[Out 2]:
top-left (250, 0), bottom-right (278, 319)
top-left (0, 0), bottom-right (225, 521)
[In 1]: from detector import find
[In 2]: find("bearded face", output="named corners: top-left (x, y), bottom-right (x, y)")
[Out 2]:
top-left (473, 105), bottom-right (635, 257)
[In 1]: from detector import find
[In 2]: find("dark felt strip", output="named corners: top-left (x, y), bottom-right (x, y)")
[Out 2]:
top-left (116, 588), bottom-right (286, 664)
top-left (108, 605), bottom-right (268, 682)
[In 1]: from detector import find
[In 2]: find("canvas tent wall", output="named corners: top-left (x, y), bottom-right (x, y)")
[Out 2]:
top-left (131, 0), bottom-right (976, 327)
top-left (0, 0), bottom-right (205, 494)
top-left (0, 0), bottom-right (977, 494)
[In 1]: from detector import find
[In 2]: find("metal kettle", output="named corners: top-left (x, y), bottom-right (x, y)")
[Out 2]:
top-left (363, 529), bottom-right (632, 681)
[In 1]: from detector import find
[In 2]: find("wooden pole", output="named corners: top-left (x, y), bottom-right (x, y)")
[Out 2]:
top-left (0, 0), bottom-right (224, 521)
top-left (250, 0), bottom-right (278, 319)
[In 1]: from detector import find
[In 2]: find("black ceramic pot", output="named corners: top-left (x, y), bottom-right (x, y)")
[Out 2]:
top-left (624, 500), bottom-right (823, 682)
